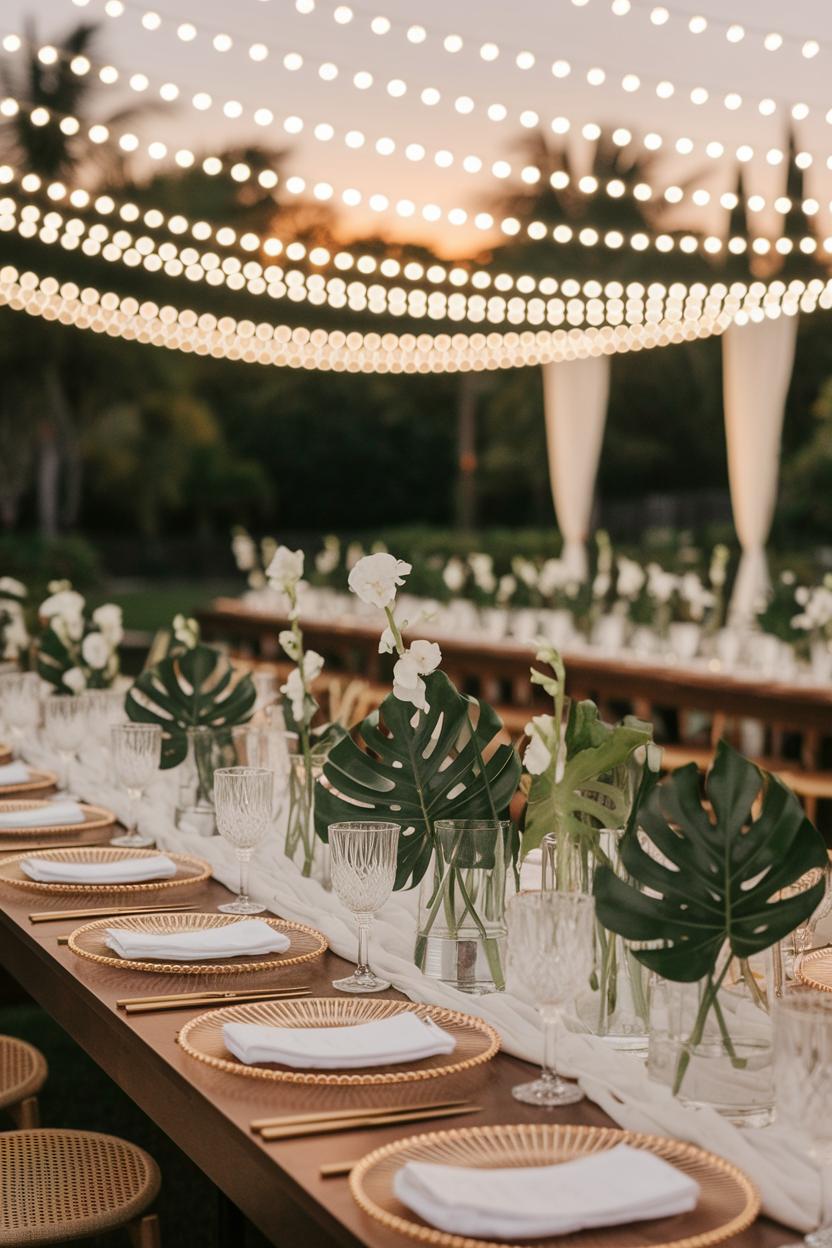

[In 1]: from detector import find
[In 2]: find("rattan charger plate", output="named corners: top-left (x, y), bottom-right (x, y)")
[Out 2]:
top-left (796, 947), bottom-right (832, 991)
top-left (0, 768), bottom-right (57, 797)
top-left (0, 846), bottom-right (212, 895)
top-left (350, 1123), bottom-right (760, 1248)
top-left (68, 911), bottom-right (328, 975)
top-left (0, 799), bottom-right (115, 836)
top-left (177, 997), bottom-right (500, 1086)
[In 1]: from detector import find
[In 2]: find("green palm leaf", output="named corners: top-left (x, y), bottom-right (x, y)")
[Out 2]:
top-left (314, 670), bottom-right (521, 890)
top-left (125, 643), bottom-right (256, 768)
top-left (594, 740), bottom-right (828, 982)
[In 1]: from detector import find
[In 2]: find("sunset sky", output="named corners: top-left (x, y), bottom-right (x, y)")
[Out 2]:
top-left (9, 0), bottom-right (832, 255)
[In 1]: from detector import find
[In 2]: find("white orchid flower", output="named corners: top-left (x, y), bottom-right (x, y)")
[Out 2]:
top-left (63, 666), bottom-right (87, 694)
top-left (523, 715), bottom-right (555, 776)
top-left (81, 632), bottom-right (111, 670)
top-left (266, 545), bottom-right (305, 595)
top-left (348, 552), bottom-right (412, 609)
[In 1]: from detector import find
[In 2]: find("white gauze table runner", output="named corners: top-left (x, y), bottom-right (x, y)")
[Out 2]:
top-left (19, 732), bottom-right (831, 1232)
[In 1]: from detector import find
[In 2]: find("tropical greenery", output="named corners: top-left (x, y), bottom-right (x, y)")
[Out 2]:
top-left (315, 670), bottom-right (521, 891)
top-left (125, 642), bottom-right (256, 768)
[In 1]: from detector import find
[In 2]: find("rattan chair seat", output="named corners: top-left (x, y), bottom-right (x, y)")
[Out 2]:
top-left (0, 1036), bottom-right (47, 1112)
top-left (0, 1128), bottom-right (161, 1245)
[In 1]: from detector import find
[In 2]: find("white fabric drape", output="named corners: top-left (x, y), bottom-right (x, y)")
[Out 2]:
top-left (542, 356), bottom-right (610, 581)
top-left (722, 315), bottom-right (798, 620)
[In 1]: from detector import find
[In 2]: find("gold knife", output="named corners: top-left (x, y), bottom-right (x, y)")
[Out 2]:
top-left (320, 1161), bottom-right (355, 1179)
top-left (259, 1103), bottom-right (481, 1141)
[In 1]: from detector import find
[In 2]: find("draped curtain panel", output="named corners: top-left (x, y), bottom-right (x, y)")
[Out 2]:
top-left (542, 355), bottom-right (611, 581)
top-left (722, 315), bottom-right (798, 621)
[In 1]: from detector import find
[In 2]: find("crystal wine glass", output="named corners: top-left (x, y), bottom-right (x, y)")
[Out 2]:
top-left (774, 993), bottom-right (832, 1247)
top-left (43, 693), bottom-right (87, 789)
top-left (0, 671), bottom-right (41, 744)
top-left (110, 723), bottom-right (162, 848)
top-left (505, 890), bottom-right (595, 1107)
top-left (214, 766), bottom-right (274, 915)
top-left (329, 821), bottom-right (400, 993)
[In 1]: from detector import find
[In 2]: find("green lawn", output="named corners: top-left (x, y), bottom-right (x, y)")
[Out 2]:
top-left (87, 581), bottom-right (240, 633)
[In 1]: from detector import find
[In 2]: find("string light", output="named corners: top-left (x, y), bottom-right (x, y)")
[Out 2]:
top-left (47, 0), bottom-right (832, 125)
top-left (7, 190), bottom-right (786, 330)
top-left (8, 261), bottom-right (818, 373)
top-left (0, 98), bottom-right (827, 260)
top-left (2, 35), bottom-right (827, 204)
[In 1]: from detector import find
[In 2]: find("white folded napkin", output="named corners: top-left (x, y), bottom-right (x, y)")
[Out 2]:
top-left (223, 1012), bottom-right (456, 1068)
top-left (103, 917), bottom-right (290, 961)
top-left (20, 853), bottom-right (178, 885)
top-left (0, 800), bottom-right (86, 828)
top-left (393, 1144), bottom-right (700, 1240)
top-left (0, 762), bottom-right (31, 786)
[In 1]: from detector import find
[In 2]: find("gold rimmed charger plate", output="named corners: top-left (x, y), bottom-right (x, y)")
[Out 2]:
top-left (350, 1123), bottom-right (760, 1248)
top-left (68, 911), bottom-right (328, 975)
top-left (0, 847), bottom-right (212, 895)
top-left (0, 769), bottom-right (57, 797)
top-left (797, 947), bottom-right (832, 991)
top-left (177, 997), bottom-right (500, 1086)
top-left (0, 799), bottom-right (115, 837)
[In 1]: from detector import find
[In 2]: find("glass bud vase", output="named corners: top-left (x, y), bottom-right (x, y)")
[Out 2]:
top-left (176, 726), bottom-right (236, 835)
top-left (542, 827), bottom-right (651, 1050)
top-left (415, 819), bottom-right (517, 995)
top-left (647, 951), bottom-right (773, 1127)
top-left (284, 751), bottom-right (330, 886)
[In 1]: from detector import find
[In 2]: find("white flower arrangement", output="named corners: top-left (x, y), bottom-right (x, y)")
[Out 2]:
top-left (348, 553), bottom-right (442, 711)
top-left (37, 585), bottom-right (123, 693)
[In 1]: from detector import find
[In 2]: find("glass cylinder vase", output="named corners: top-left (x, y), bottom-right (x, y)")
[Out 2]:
top-left (175, 725), bottom-right (236, 835)
top-left (541, 826), bottom-right (651, 1050)
top-left (284, 750), bottom-right (330, 886)
top-left (647, 952), bottom-right (773, 1127)
top-left (415, 819), bottom-right (518, 995)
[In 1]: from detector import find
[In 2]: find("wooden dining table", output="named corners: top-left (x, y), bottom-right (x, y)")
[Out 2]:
top-left (0, 856), bottom-right (795, 1247)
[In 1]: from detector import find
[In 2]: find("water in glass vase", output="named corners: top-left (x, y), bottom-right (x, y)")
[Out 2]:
top-left (648, 954), bottom-right (773, 1127)
top-left (542, 828), bottom-right (650, 1051)
top-left (416, 820), bottom-right (517, 995)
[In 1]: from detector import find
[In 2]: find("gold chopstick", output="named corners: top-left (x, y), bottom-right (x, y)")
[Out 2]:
top-left (320, 1161), bottom-right (355, 1179)
top-left (251, 1099), bottom-right (469, 1132)
top-left (123, 990), bottom-right (311, 1015)
top-left (29, 903), bottom-right (198, 924)
top-left (0, 841), bottom-right (104, 853)
top-left (259, 1103), bottom-right (482, 1141)
top-left (118, 985), bottom-right (311, 1007)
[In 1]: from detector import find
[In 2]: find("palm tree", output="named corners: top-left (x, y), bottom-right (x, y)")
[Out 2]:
top-left (0, 21), bottom-right (148, 535)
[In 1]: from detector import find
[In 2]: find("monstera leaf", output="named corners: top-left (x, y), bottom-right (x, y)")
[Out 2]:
top-left (594, 740), bottom-right (828, 983)
top-left (126, 643), bottom-right (256, 768)
top-left (315, 670), bottom-right (521, 890)
top-left (523, 697), bottom-right (653, 857)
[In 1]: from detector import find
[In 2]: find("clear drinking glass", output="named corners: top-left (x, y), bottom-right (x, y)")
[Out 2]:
top-left (214, 766), bottom-right (274, 915)
top-left (82, 688), bottom-right (126, 746)
top-left (329, 821), bottom-right (400, 993)
top-left (43, 693), bottom-right (87, 788)
top-left (505, 890), bottom-right (596, 1107)
top-left (0, 671), bottom-right (41, 743)
top-left (110, 723), bottom-right (162, 848)
top-left (774, 993), bottom-right (832, 1248)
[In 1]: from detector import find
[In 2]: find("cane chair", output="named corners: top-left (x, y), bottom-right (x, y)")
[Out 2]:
top-left (0, 1036), bottom-right (47, 1129)
top-left (0, 1128), bottom-right (161, 1246)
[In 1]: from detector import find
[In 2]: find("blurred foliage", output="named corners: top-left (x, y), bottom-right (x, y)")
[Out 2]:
top-left (0, 533), bottom-right (100, 591)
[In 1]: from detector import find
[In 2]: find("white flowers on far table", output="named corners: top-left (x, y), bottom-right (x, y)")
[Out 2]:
top-left (37, 586), bottom-right (122, 693)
